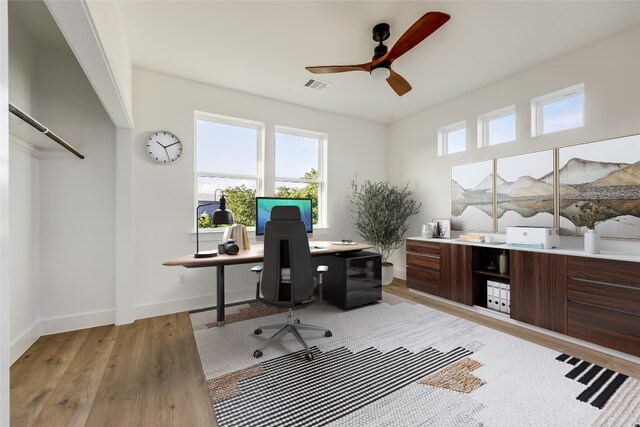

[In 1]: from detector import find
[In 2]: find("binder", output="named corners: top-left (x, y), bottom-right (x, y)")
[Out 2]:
top-left (506, 283), bottom-right (511, 314)
top-left (492, 281), bottom-right (501, 311)
top-left (486, 281), bottom-right (494, 310)
top-left (499, 282), bottom-right (508, 313)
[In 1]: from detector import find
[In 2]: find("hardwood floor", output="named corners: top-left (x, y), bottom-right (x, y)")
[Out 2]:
top-left (386, 279), bottom-right (640, 379)
top-left (11, 283), bottom-right (639, 426)
top-left (10, 313), bottom-right (216, 426)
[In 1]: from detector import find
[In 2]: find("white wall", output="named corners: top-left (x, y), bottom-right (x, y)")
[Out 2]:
top-left (387, 27), bottom-right (640, 277)
top-left (8, 10), bottom-right (40, 364)
top-left (132, 68), bottom-right (387, 318)
top-left (8, 139), bottom-right (39, 363)
top-left (35, 45), bottom-right (116, 333)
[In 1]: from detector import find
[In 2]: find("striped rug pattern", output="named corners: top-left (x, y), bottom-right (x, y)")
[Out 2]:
top-left (214, 345), bottom-right (472, 427)
top-left (556, 353), bottom-right (629, 409)
top-left (192, 294), bottom-right (640, 426)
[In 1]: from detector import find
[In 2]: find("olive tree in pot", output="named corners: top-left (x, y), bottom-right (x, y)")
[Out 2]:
top-left (350, 179), bottom-right (421, 285)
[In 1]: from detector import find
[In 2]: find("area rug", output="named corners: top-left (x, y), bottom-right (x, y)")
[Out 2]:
top-left (191, 294), bottom-right (640, 427)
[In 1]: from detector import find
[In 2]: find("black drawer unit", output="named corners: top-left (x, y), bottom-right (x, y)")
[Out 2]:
top-left (313, 251), bottom-right (382, 309)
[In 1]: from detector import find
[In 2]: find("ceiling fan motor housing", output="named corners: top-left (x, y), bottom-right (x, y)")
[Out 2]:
top-left (372, 23), bottom-right (391, 60)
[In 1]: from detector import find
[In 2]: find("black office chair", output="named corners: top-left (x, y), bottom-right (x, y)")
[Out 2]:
top-left (251, 205), bottom-right (332, 361)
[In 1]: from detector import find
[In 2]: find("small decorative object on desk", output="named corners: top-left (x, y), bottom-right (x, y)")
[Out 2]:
top-left (421, 224), bottom-right (434, 238)
top-left (432, 218), bottom-right (451, 238)
top-left (332, 239), bottom-right (357, 245)
top-left (571, 200), bottom-right (613, 254)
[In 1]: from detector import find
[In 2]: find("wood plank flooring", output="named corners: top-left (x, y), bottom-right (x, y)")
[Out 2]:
top-left (11, 283), bottom-right (639, 426)
top-left (10, 313), bottom-right (216, 427)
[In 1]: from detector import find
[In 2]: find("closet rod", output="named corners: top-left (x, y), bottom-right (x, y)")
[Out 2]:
top-left (8, 102), bottom-right (85, 160)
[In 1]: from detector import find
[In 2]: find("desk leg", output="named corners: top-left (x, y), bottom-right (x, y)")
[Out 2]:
top-left (217, 265), bottom-right (225, 326)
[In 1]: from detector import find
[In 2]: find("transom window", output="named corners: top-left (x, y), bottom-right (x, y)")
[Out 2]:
top-left (532, 84), bottom-right (585, 136)
top-left (478, 106), bottom-right (516, 147)
top-left (438, 121), bottom-right (467, 156)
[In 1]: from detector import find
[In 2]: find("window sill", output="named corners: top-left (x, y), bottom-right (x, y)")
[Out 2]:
top-left (190, 226), bottom-right (331, 242)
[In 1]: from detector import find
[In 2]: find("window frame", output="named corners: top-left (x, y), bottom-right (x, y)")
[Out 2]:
top-left (274, 125), bottom-right (327, 228)
top-left (438, 121), bottom-right (467, 156)
top-left (477, 105), bottom-right (516, 148)
top-left (194, 111), bottom-right (265, 229)
top-left (531, 83), bottom-right (585, 137)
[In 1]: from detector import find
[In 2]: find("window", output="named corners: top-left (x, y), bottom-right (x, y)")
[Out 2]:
top-left (438, 121), bottom-right (466, 156)
top-left (274, 126), bottom-right (326, 226)
top-left (532, 84), bottom-right (584, 136)
top-left (195, 113), bottom-right (263, 228)
top-left (477, 106), bottom-right (516, 147)
top-left (195, 114), bottom-right (328, 230)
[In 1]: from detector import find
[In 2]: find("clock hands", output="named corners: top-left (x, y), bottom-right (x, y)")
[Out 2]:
top-left (165, 141), bottom-right (181, 148)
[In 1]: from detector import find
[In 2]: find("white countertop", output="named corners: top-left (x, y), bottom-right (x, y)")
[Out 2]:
top-left (408, 236), bottom-right (640, 263)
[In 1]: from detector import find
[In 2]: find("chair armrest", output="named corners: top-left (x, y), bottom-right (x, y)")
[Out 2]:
top-left (251, 265), bottom-right (264, 273)
top-left (317, 265), bottom-right (328, 273)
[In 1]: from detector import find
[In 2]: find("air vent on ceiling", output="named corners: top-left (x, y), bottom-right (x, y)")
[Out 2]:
top-left (304, 78), bottom-right (329, 91)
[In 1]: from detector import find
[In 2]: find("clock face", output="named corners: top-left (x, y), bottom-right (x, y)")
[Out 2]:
top-left (146, 131), bottom-right (183, 164)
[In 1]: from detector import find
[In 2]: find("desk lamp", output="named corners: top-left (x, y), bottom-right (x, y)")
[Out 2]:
top-left (195, 189), bottom-right (234, 258)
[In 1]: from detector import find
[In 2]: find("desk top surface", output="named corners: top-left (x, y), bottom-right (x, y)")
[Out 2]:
top-left (163, 241), bottom-right (371, 268)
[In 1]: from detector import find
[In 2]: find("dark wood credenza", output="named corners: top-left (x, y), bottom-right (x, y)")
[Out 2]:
top-left (406, 238), bottom-right (640, 357)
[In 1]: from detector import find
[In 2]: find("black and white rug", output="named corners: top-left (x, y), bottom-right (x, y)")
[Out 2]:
top-left (191, 294), bottom-right (640, 426)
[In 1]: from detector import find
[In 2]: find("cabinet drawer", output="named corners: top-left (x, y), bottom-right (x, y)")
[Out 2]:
top-left (344, 286), bottom-right (381, 309)
top-left (406, 240), bottom-right (440, 257)
top-left (407, 266), bottom-right (440, 296)
top-left (567, 301), bottom-right (640, 357)
top-left (568, 278), bottom-right (640, 316)
top-left (568, 257), bottom-right (640, 289)
top-left (406, 253), bottom-right (440, 270)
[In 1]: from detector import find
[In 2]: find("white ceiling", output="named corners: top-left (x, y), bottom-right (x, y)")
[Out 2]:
top-left (118, 1), bottom-right (640, 124)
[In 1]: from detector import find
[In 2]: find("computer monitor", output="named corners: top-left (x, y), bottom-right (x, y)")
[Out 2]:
top-left (255, 197), bottom-right (313, 237)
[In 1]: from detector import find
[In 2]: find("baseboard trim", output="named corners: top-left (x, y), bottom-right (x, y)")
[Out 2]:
top-left (39, 309), bottom-right (115, 336)
top-left (134, 289), bottom-right (255, 320)
top-left (10, 320), bottom-right (40, 364)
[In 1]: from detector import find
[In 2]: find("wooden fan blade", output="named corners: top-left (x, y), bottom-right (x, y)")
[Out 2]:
top-left (386, 11), bottom-right (450, 63)
top-left (305, 63), bottom-right (372, 74)
top-left (387, 70), bottom-right (412, 96)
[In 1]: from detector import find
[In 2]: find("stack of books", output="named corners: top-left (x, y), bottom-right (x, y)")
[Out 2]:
top-left (222, 224), bottom-right (251, 249)
top-left (458, 235), bottom-right (485, 243)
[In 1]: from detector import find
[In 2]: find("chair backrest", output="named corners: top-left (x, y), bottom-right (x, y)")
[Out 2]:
top-left (261, 205), bottom-right (314, 306)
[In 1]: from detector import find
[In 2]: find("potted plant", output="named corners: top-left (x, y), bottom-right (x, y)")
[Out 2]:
top-left (571, 199), bottom-right (614, 254)
top-left (350, 179), bottom-right (421, 285)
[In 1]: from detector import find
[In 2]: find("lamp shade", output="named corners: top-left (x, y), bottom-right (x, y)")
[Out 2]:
top-left (212, 209), bottom-right (234, 225)
top-left (212, 192), bottom-right (234, 225)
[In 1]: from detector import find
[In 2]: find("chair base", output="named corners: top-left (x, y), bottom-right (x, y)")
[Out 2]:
top-left (253, 308), bottom-right (332, 361)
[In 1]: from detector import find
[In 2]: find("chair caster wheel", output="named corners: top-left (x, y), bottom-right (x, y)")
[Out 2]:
top-left (295, 319), bottom-right (300, 324)
top-left (254, 328), bottom-right (262, 335)
top-left (253, 350), bottom-right (263, 358)
top-left (305, 352), bottom-right (314, 361)
top-left (325, 330), bottom-right (333, 337)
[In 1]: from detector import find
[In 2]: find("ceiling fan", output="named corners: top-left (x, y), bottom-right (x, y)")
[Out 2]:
top-left (305, 11), bottom-right (450, 96)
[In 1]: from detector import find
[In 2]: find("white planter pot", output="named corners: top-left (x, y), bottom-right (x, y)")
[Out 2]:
top-left (381, 263), bottom-right (394, 286)
top-left (584, 229), bottom-right (600, 254)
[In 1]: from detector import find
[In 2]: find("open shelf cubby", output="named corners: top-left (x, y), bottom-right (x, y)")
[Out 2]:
top-left (472, 246), bottom-right (511, 312)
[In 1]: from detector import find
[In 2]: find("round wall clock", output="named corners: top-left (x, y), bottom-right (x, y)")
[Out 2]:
top-left (146, 131), bottom-right (183, 164)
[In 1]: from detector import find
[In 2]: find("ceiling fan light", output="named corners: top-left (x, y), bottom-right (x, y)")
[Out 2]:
top-left (371, 67), bottom-right (391, 80)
